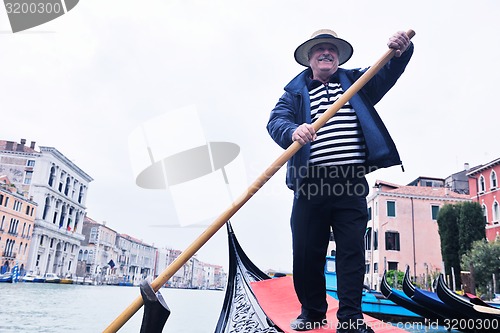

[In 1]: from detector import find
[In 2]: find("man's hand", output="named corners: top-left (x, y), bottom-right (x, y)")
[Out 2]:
top-left (388, 31), bottom-right (411, 57)
top-left (292, 123), bottom-right (317, 145)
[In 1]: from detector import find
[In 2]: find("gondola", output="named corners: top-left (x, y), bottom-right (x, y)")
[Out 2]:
top-left (380, 270), bottom-right (444, 323)
top-left (464, 292), bottom-right (500, 310)
top-left (435, 273), bottom-right (500, 330)
top-left (137, 221), bottom-right (412, 332)
top-left (325, 260), bottom-right (422, 322)
top-left (137, 222), bottom-right (282, 333)
top-left (402, 267), bottom-right (465, 321)
top-left (213, 222), bottom-right (282, 332)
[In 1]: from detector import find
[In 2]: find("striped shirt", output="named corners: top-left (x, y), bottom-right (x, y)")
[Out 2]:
top-left (308, 81), bottom-right (366, 166)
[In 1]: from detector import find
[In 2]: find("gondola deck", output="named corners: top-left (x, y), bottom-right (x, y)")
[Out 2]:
top-left (251, 276), bottom-right (409, 333)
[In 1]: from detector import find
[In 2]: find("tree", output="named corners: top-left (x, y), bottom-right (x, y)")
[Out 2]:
top-left (457, 201), bottom-right (486, 256)
top-left (437, 204), bottom-right (461, 284)
top-left (437, 202), bottom-right (485, 289)
top-left (461, 239), bottom-right (500, 297)
top-left (386, 269), bottom-right (405, 289)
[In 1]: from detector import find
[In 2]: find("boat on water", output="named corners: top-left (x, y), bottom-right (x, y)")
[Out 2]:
top-left (325, 257), bottom-right (422, 322)
top-left (213, 222), bottom-right (281, 332)
top-left (0, 272), bottom-right (13, 283)
top-left (464, 292), bottom-right (500, 310)
top-left (60, 275), bottom-right (74, 284)
top-left (380, 270), bottom-right (446, 324)
top-left (381, 267), bottom-right (500, 332)
top-left (43, 273), bottom-right (61, 283)
top-left (21, 273), bottom-right (45, 283)
top-left (435, 274), bottom-right (500, 326)
top-left (74, 275), bottom-right (94, 285)
top-left (137, 222), bottom-right (410, 333)
top-left (402, 268), bottom-right (466, 321)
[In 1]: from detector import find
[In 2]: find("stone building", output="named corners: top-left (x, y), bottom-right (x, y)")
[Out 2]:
top-left (77, 216), bottom-right (119, 284)
top-left (0, 139), bottom-right (92, 277)
top-left (116, 233), bottom-right (156, 285)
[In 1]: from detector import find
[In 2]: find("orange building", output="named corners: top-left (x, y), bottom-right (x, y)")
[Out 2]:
top-left (0, 175), bottom-right (37, 275)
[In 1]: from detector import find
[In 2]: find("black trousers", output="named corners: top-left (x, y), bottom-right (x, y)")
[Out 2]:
top-left (291, 166), bottom-right (369, 322)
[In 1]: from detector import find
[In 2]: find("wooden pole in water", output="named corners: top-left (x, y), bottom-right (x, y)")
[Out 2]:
top-left (103, 29), bottom-right (416, 333)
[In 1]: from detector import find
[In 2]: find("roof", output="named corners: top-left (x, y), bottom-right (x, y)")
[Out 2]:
top-left (466, 157), bottom-right (500, 176)
top-left (374, 180), bottom-right (470, 200)
top-left (0, 140), bottom-right (37, 153)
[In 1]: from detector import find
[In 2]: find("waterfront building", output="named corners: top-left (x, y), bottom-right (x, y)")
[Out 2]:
top-left (77, 216), bottom-right (119, 284)
top-left (467, 156), bottom-right (500, 241)
top-left (156, 247), bottom-right (184, 287)
top-left (156, 247), bottom-right (226, 289)
top-left (364, 179), bottom-right (470, 291)
top-left (0, 176), bottom-right (37, 275)
top-left (0, 139), bottom-right (92, 277)
top-left (116, 233), bottom-right (156, 285)
top-left (203, 263), bottom-right (226, 290)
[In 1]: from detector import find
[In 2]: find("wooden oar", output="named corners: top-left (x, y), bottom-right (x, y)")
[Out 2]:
top-left (103, 29), bottom-right (416, 333)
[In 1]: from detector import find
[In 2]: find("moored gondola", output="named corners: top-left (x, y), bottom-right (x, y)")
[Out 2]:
top-left (435, 274), bottom-right (500, 331)
top-left (380, 269), bottom-right (443, 323)
top-left (402, 267), bottom-right (465, 321)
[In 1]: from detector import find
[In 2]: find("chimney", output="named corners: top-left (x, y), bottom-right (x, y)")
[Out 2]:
top-left (16, 138), bottom-right (26, 152)
top-left (464, 163), bottom-right (470, 171)
top-left (5, 141), bottom-right (14, 151)
top-left (30, 141), bottom-right (36, 149)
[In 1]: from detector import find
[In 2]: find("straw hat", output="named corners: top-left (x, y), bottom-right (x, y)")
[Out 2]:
top-left (294, 29), bottom-right (353, 67)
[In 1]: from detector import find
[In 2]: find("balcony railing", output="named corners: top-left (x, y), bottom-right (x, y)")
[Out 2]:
top-left (1, 252), bottom-right (17, 259)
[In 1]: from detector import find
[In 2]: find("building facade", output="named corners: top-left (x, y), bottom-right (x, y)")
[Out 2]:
top-left (364, 179), bottom-right (470, 291)
top-left (0, 139), bottom-right (93, 277)
top-left (156, 247), bottom-right (184, 287)
top-left (0, 176), bottom-right (37, 275)
top-left (467, 157), bottom-right (500, 241)
top-left (155, 247), bottom-right (226, 289)
top-left (77, 216), bottom-right (119, 284)
top-left (116, 233), bottom-right (156, 285)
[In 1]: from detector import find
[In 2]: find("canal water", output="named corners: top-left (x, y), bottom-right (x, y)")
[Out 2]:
top-left (0, 283), bottom-right (223, 332)
top-left (0, 283), bottom-right (459, 333)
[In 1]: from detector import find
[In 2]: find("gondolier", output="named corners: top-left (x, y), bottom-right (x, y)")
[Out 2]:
top-left (267, 29), bottom-right (413, 332)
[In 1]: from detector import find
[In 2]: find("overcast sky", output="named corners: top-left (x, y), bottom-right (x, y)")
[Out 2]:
top-left (1, 0), bottom-right (499, 274)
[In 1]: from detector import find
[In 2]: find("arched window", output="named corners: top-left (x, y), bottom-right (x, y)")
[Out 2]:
top-left (59, 205), bottom-right (67, 228)
top-left (482, 204), bottom-right (488, 224)
top-left (48, 166), bottom-right (56, 187)
top-left (479, 175), bottom-right (486, 193)
top-left (78, 249), bottom-right (83, 261)
top-left (42, 197), bottom-right (51, 220)
top-left (83, 250), bottom-right (88, 261)
top-left (491, 171), bottom-right (498, 190)
top-left (78, 185), bottom-right (84, 204)
top-left (493, 201), bottom-right (500, 223)
top-left (64, 176), bottom-right (71, 196)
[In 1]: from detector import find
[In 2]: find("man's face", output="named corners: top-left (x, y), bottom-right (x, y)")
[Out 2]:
top-left (308, 42), bottom-right (339, 78)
